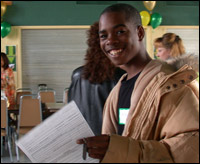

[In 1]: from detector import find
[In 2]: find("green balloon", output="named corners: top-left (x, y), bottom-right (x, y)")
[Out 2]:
top-left (150, 13), bottom-right (162, 29)
top-left (1, 22), bottom-right (11, 38)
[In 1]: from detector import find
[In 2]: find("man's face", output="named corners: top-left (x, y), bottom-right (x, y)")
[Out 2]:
top-left (99, 11), bottom-right (142, 66)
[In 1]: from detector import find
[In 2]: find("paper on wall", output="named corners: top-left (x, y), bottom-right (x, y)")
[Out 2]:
top-left (16, 101), bottom-right (99, 163)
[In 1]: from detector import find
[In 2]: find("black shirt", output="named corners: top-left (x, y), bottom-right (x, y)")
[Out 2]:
top-left (117, 72), bottom-right (140, 135)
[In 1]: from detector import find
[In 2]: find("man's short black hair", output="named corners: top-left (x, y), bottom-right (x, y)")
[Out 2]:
top-left (100, 3), bottom-right (142, 26)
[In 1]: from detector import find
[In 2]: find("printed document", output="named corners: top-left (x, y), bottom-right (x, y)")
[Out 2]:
top-left (16, 101), bottom-right (99, 163)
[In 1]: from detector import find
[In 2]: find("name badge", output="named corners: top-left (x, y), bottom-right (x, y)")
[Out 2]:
top-left (119, 108), bottom-right (130, 125)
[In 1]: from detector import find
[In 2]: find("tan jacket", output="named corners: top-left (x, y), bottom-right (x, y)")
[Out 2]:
top-left (101, 60), bottom-right (199, 163)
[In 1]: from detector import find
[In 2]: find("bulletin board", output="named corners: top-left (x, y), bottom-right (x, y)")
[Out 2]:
top-left (6, 45), bottom-right (17, 71)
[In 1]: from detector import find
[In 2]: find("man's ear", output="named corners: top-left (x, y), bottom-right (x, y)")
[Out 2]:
top-left (137, 25), bottom-right (145, 41)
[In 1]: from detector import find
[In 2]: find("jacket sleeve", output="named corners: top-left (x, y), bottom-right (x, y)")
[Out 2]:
top-left (102, 85), bottom-right (199, 163)
top-left (157, 85), bottom-right (199, 163)
top-left (102, 134), bottom-right (174, 163)
top-left (102, 132), bottom-right (199, 163)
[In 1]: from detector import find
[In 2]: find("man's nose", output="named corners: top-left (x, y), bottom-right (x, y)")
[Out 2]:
top-left (106, 34), bottom-right (119, 45)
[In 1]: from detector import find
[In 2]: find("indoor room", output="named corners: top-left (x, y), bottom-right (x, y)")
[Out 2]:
top-left (1, 1), bottom-right (199, 163)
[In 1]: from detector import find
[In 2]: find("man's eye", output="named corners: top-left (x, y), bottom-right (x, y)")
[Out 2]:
top-left (100, 35), bottom-right (107, 39)
top-left (117, 30), bottom-right (125, 35)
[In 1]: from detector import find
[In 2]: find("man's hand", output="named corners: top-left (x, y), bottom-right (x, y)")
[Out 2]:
top-left (77, 135), bottom-right (110, 161)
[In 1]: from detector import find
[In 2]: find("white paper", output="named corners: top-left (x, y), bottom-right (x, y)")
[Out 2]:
top-left (16, 101), bottom-right (99, 163)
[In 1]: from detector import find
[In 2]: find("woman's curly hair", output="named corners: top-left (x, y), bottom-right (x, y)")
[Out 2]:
top-left (83, 22), bottom-right (116, 83)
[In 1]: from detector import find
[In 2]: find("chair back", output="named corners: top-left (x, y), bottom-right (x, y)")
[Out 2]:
top-left (38, 89), bottom-right (56, 103)
top-left (1, 96), bottom-right (8, 129)
top-left (16, 88), bottom-right (32, 105)
top-left (63, 87), bottom-right (69, 104)
top-left (38, 84), bottom-right (47, 90)
top-left (18, 94), bottom-right (42, 134)
top-left (1, 96), bottom-right (13, 162)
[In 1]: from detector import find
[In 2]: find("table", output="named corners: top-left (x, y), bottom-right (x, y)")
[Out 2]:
top-left (7, 103), bottom-right (65, 121)
top-left (8, 104), bottom-right (19, 116)
top-left (45, 102), bottom-right (65, 112)
top-left (42, 102), bottom-right (65, 120)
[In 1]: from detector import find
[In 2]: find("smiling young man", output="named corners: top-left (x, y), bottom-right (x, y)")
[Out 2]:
top-left (77, 4), bottom-right (199, 163)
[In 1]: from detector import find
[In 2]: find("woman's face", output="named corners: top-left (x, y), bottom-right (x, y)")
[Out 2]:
top-left (1, 56), bottom-right (4, 68)
top-left (156, 47), bottom-right (171, 60)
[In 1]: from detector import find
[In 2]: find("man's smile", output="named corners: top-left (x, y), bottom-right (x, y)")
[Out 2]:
top-left (108, 48), bottom-right (124, 57)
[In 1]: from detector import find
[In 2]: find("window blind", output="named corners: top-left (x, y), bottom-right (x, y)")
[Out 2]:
top-left (21, 29), bottom-right (88, 101)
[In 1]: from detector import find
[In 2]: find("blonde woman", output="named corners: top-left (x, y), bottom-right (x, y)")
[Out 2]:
top-left (154, 33), bottom-right (185, 60)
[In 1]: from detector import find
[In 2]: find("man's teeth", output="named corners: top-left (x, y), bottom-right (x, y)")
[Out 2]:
top-left (110, 49), bottom-right (123, 55)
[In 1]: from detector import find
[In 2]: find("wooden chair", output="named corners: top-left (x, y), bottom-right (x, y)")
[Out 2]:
top-left (1, 96), bottom-right (13, 162)
top-left (38, 88), bottom-right (56, 103)
top-left (63, 87), bottom-right (69, 104)
top-left (15, 94), bottom-right (42, 161)
top-left (16, 88), bottom-right (32, 106)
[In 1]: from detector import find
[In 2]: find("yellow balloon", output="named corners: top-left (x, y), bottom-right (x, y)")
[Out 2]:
top-left (140, 11), bottom-right (150, 26)
top-left (1, 1), bottom-right (7, 17)
top-left (143, 1), bottom-right (156, 11)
